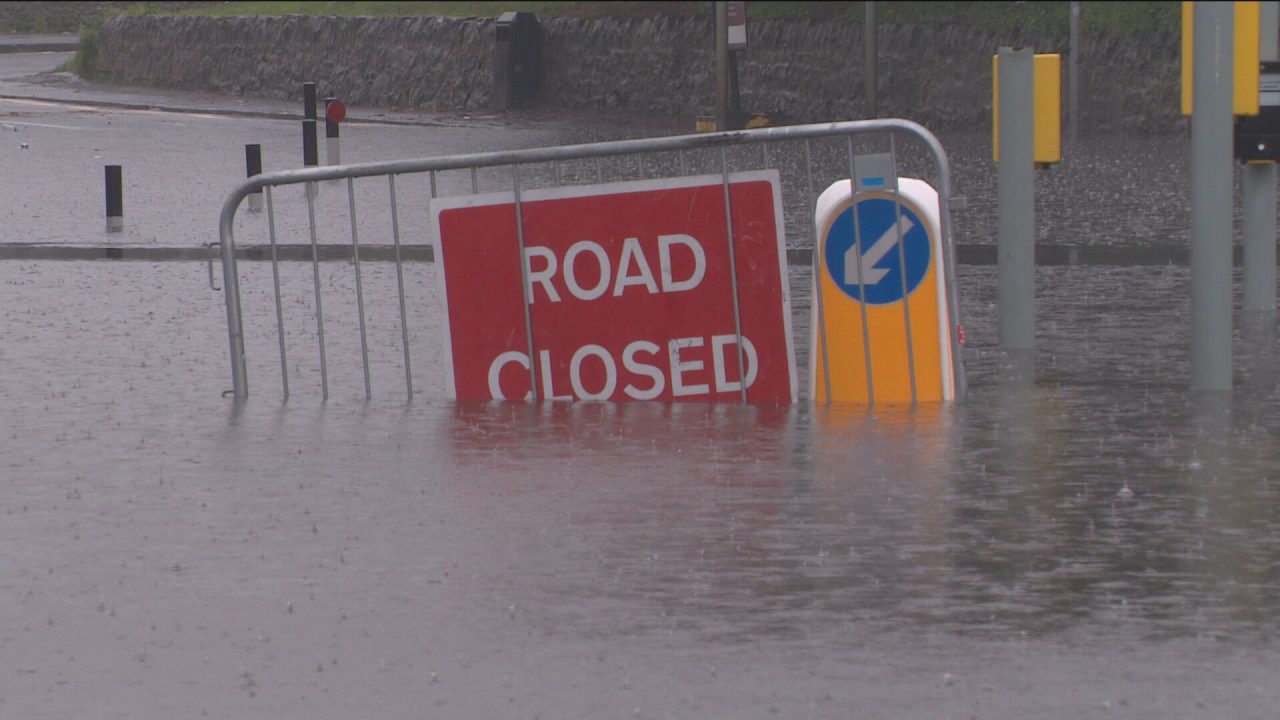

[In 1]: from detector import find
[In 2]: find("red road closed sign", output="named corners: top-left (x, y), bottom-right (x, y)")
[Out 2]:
top-left (433, 171), bottom-right (796, 403)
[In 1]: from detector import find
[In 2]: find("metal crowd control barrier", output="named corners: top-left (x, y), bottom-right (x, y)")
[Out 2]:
top-left (217, 118), bottom-right (967, 403)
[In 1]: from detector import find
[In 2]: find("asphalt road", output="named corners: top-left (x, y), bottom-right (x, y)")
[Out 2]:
top-left (0, 47), bottom-right (674, 253)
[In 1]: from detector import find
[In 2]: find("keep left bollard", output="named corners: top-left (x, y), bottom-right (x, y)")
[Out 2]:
top-left (105, 164), bottom-right (123, 232)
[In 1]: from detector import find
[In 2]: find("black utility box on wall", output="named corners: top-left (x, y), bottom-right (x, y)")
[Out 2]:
top-left (1236, 61), bottom-right (1280, 163)
top-left (492, 12), bottom-right (543, 111)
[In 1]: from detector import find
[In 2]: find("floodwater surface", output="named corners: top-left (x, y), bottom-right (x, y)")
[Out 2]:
top-left (2, 257), bottom-right (1280, 719)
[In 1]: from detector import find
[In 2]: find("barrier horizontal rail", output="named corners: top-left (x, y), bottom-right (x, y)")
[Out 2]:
top-left (218, 118), bottom-right (967, 403)
top-left (0, 244), bottom-right (1210, 266)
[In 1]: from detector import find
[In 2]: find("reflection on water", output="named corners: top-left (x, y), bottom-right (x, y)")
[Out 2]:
top-left (434, 378), bottom-right (1280, 646)
top-left (2, 259), bottom-right (1278, 651)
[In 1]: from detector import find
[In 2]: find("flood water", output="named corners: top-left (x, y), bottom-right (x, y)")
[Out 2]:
top-left (2, 74), bottom-right (1280, 717)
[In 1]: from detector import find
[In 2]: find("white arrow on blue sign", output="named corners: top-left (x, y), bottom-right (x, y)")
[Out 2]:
top-left (822, 195), bottom-right (932, 305)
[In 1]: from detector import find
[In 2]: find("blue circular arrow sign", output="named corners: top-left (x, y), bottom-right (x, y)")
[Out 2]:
top-left (822, 196), bottom-right (932, 305)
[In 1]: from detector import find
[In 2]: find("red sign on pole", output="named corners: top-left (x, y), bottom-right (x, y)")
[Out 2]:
top-left (433, 171), bottom-right (796, 403)
top-left (727, 1), bottom-right (747, 49)
top-left (325, 99), bottom-right (347, 124)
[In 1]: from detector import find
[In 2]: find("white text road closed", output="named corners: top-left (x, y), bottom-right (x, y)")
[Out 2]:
top-left (486, 334), bottom-right (759, 401)
top-left (434, 171), bottom-right (796, 403)
top-left (524, 234), bottom-right (707, 303)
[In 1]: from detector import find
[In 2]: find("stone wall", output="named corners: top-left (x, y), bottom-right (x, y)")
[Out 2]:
top-left (91, 15), bottom-right (494, 109)
top-left (90, 14), bottom-right (1183, 134)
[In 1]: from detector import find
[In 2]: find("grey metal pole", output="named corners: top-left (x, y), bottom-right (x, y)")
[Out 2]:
top-left (1243, 1), bottom-right (1278, 312)
top-left (865, 1), bottom-right (878, 118)
top-left (1069, 2), bottom-right (1080, 147)
top-left (1190, 2), bottom-right (1234, 390)
top-left (715, 1), bottom-right (728, 131)
top-left (997, 47), bottom-right (1036, 351)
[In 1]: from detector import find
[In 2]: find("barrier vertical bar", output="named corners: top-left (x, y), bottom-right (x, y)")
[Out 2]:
top-left (918, 123), bottom-right (967, 402)
top-left (846, 137), bottom-right (875, 404)
top-left (220, 207), bottom-right (248, 399)
top-left (888, 133), bottom-right (918, 404)
top-left (512, 164), bottom-right (539, 401)
top-left (390, 174), bottom-right (413, 399)
top-left (347, 177), bottom-right (372, 399)
top-left (718, 147), bottom-right (748, 402)
top-left (305, 181), bottom-right (329, 401)
top-left (805, 139), bottom-right (832, 405)
top-left (218, 175), bottom-right (250, 398)
top-left (470, 166), bottom-right (479, 193)
top-left (265, 186), bottom-right (289, 400)
top-left (1190, 3), bottom-right (1234, 390)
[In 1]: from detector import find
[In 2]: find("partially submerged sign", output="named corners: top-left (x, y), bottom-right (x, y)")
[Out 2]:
top-left (810, 176), bottom-right (956, 404)
top-left (434, 171), bottom-right (797, 403)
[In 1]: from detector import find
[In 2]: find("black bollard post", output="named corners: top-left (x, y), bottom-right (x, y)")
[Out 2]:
top-left (304, 82), bottom-right (317, 120)
top-left (245, 144), bottom-right (263, 212)
top-left (105, 164), bottom-right (123, 232)
top-left (302, 82), bottom-right (318, 168)
top-left (302, 120), bottom-right (318, 167)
